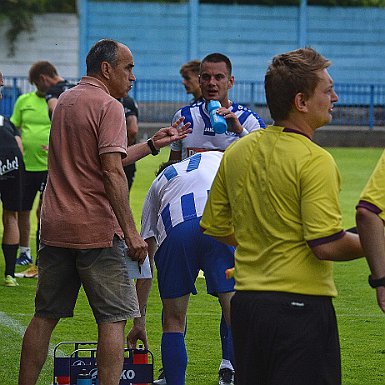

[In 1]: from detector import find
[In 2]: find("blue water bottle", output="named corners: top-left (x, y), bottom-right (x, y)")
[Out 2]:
top-left (77, 369), bottom-right (92, 385)
top-left (208, 100), bottom-right (228, 134)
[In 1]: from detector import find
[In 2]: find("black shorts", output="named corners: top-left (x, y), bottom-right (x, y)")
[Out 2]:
top-left (0, 170), bottom-right (23, 211)
top-left (21, 170), bottom-right (48, 210)
top-left (231, 291), bottom-right (341, 385)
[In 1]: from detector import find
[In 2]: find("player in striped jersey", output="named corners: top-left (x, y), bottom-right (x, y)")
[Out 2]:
top-left (170, 53), bottom-right (265, 161)
top-left (141, 151), bottom-right (235, 385)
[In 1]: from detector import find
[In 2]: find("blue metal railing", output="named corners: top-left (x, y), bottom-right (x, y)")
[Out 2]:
top-left (2, 76), bottom-right (385, 128)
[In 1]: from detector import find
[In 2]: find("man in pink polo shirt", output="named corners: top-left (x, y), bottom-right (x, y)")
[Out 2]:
top-left (18, 39), bottom-right (190, 385)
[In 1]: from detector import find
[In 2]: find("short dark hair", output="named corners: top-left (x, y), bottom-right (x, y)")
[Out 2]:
top-left (201, 53), bottom-right (232, 76)
top-left (86, 39), bottom-right (120, 75)
top-left (28, 61), bottom-right (58, 84)
top-left (265, 47), bottom-right (331, 122)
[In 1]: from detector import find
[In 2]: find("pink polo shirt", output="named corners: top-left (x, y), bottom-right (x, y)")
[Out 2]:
top-left (40, 76), bottom-right (128, 248)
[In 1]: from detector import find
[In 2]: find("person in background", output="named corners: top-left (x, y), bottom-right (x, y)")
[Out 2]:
top-left (18, 38), bottom-right (191, 385)
top-left (170, 52), bottom-right (265, 161)
top-left (142, 151), bottom-right (235, 385)
top-left (166, 52), bottom-right (265, 385)
top-left (16, 64), bottom-right (76, 279)
top-left (180, 60), bottom-right (203, 105)
top-left (356, 153), bottom-right (385, 313)
top-left (0, 71), bottom-right (24, 287)
top-left (45, 70), bottom-right (76, 119)
top-left (10, 61), bottom-right (57, 270)
top-left (119, 95), bottom-right (139, 191)
top-left (201, 47), bottom-right (363, 385)
top-left (153, 60), bottom-right (206, 385)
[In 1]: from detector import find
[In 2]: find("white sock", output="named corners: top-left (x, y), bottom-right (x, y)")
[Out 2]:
top-left (219, 359), bottom-right (234, 371)
top-left (19, 246), bottom-right (31, 256)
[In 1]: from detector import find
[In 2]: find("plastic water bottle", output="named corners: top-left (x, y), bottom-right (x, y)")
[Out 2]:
top-left (56, 375), bottom-right (71, 385)
top-left (77, 369), bottom-right (92, 385)
top-left (208, 100), bottom-right (228, 134)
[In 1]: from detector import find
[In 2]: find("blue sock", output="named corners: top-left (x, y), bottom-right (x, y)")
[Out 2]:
top-left (161, 332), bottom-right (187, 385)
top-left (220, 314), bottom-right (234, 367)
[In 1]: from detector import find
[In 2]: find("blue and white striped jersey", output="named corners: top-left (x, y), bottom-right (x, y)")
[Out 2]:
top-left (170, 100), bottom-right (265, 159)
top-left (141, 151), bottom-right (223, 246)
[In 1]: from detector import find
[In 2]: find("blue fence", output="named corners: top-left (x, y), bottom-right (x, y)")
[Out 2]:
top-left (2, 76), bottom-right (385, 128)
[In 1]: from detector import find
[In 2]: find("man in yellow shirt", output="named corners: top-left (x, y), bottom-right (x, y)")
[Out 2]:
top-left (201, 47), bottom-right (363, 385)
top-left (356, 151), bottom-right (385, 313)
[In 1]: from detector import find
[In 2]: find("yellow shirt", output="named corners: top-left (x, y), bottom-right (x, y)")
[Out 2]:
top-left (201, 126), bottom-right (344, 296)
top-left (358, 149), bottom-right (385, 221)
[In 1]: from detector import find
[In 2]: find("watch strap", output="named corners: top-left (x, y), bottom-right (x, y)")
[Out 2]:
top-left (368, 275), bottom-right (385, 288)
top-left (146, 138), bottom-right (159, 156)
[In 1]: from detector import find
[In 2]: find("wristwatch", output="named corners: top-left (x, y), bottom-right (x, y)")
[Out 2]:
top-left (146, 138), bottom-right (159, 156)
top-left (368, 275), bottom-right (385, 288)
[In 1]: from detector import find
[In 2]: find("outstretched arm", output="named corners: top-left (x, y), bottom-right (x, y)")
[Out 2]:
top-left (356, 207), bottom-right (385, 313)
top-left (311, 232), bottom-right (363, 262)
top-left (122, 117), bottom-right (191, 166)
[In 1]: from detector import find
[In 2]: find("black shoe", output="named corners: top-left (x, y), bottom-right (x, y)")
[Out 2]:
top-left (218, 368), bottom-right (234, 385)
top-left (153, 368), bottom-right (166, 384)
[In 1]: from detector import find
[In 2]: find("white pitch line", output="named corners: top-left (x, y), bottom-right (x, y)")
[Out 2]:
top-left (0, 311), bottom-right (65, 356)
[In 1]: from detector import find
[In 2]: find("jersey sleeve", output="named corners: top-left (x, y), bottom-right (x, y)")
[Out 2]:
top-left (141, 186), bottom-right (159, 241)
top-left (121, 96), bottom-right (139, 118)
top-left (45, 85), bottom-right (62, 101)
top-left (357, 150), bottom-right (385, 221)
top-left (301, 150), bottom-right (344, 244)
top-left (98, 100), bottom-right (127, 157)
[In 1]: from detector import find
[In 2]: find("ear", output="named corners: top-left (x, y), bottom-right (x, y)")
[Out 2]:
top-left (228, 75), bottom-right (235, 90)
top-left (294, 92), bottom-right (308, 113)
top-left (100, 61), bottom-right (111, 80)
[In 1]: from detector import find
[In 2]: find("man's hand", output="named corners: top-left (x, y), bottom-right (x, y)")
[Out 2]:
top-left (216, 107), bottom-right (243, 134)
top-left (127, 317), bottom-right (149, 349)
top-left (125, 232), bottom-right (148, 264)
top-left (152, 116), bottom-right (191, 149)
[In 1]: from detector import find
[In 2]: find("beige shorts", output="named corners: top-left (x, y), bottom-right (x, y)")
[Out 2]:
top-left (35, 235), bottom-right (140, 323)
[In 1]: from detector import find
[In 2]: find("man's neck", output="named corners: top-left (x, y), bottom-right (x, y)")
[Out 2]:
top-left (275, 118), bottom-right (316, 139)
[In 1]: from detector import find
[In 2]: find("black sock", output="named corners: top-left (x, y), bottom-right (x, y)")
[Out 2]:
top-left (2, 243), bottom-right (19, 277)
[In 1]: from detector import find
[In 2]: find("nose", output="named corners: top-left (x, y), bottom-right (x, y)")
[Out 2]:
top-left (208, 76), bottom-right (216, 85)
top-left (332, 89), bottom-right (338, 103)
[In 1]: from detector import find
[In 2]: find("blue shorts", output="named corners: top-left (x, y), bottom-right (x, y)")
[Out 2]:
top-left (155, 218), bottom-right (235, 299)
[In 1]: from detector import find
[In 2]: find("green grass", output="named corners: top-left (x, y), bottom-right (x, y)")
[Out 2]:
top-left (1, 147), bottom-right (385, 385)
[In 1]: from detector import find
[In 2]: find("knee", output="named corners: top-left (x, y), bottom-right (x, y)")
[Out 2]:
top-left (2, 210), bottom-right (18, 227)
top-left (163, 312), bottom-right (186, 332)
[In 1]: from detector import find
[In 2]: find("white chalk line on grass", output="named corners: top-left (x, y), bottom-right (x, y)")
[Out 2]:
top-left (0, 311), bottom-right (65, 356)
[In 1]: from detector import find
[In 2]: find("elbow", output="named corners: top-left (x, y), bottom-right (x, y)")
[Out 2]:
top-left (311, 243), bottom-right (335, 261)
top-left (356, 206), bottom-right (374, 226)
